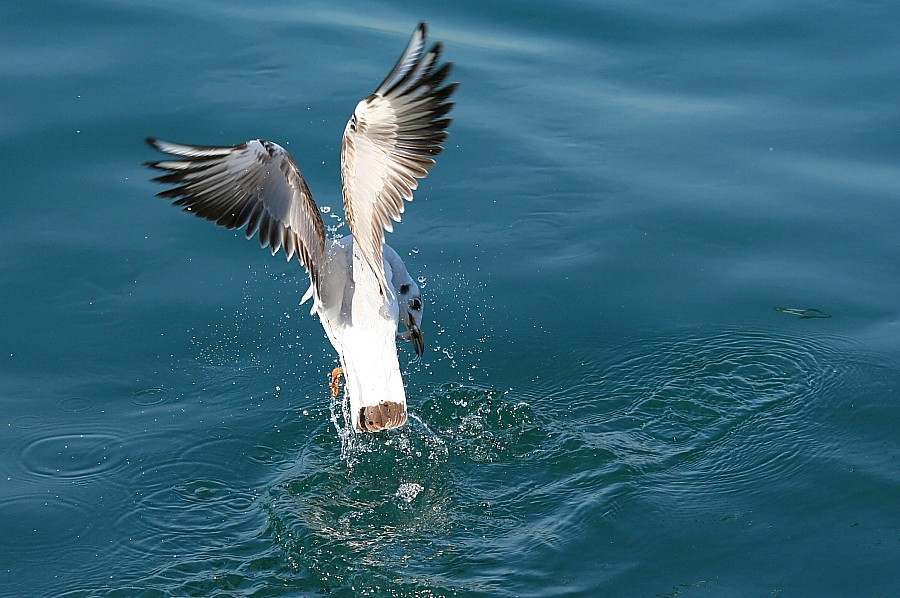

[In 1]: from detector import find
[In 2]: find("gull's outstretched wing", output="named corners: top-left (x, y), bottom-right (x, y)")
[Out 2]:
top-left (341, 22), bottom-right (458, 295)
top-left (145, 138), bottom-right (327, 290)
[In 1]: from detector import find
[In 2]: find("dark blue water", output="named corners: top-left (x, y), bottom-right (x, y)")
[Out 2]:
top-left (2, 2), bottom-right (899, 596)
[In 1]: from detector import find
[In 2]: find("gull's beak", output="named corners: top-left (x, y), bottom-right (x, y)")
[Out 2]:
top-left (406, 313), bottom-right (425, 357)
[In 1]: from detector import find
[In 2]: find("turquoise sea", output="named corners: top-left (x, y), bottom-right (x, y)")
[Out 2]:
top-left (2, 2), bottom-right (899, 596)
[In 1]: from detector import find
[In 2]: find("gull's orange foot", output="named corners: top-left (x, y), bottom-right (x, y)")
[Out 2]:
top-left (330, 367), bottom-right (344, 398)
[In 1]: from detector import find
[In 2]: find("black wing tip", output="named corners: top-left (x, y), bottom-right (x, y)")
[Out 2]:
top-left (154, 186), bottom-right (188, 199)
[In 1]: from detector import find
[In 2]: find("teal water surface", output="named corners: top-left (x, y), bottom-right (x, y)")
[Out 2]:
top-left (2, 1), bottom-right (899, 597)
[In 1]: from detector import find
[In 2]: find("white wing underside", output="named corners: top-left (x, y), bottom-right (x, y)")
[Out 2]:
top-left (341, 23), bottom-right (456, 296)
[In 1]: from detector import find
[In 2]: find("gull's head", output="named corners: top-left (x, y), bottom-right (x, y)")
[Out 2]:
top-left (397, 280), bottom-right (425, 357)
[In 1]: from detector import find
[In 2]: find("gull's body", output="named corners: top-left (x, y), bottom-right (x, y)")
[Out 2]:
top-left (309, 237), bottom-right (422, 430)
top-left (146, 23), bottom-right (456, 432)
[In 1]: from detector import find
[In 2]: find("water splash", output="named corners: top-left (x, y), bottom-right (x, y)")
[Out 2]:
top-left (328, 386), bottom-right (358, 465)
top-left (262, 382), bottom-right (541, 595)
top-left (395, 482), bottom-right (424, 504)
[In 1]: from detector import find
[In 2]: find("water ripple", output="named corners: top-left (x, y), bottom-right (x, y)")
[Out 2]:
top-left (14, 428), bottom-right (127, 482)
top-left (8, 414), bottom-right (47, 430)
top-left (129, 386), bottom-right (172, 407)
top-left (115, 436), bottom-right (264, 559)
top-left (545, 327), bottom-right (863, 510)
top-left (0, 491), bottom-right (94, 557)
top-left (60, 326), bottom-right (892, 597)
top-left (56, 395), bottom-right (95, 413)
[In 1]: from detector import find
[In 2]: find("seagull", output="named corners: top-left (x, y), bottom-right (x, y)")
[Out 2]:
top-left (145, 22), bottom-right (457, 432)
